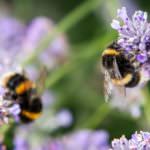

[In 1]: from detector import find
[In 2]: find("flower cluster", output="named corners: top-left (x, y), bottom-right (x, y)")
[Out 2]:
top-left (14, 130), bottom-right (109, 150)
top-left (45, 130), bottom-right (109, 150)
top-left (22, 17), bottom-right (69, 70)
top-left (13, 129), bottom-right (150, 150)
top-left (111, 131), bottom-right (150, 150)
top-left (111, 7), bottom-right (150, 64)
top-left (0, 86), bottom-right (20, 125)
top-left (0, 17), bottom-right (25, 72)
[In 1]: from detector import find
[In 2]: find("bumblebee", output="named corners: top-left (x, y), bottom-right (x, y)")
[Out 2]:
top-left (0, 72), bottom-right (42, 123)
top-left (101, 42), bottom-right (141, 101)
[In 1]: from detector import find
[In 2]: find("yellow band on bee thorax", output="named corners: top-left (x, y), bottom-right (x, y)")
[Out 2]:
top-left (15, 80), bottom-right (35, 95)
top-left (111, 73), bottom-right (132, 86)
top-left (102, 49), bottom-right (120, 56)
top-left (21, 110), bottom-right (41, 120)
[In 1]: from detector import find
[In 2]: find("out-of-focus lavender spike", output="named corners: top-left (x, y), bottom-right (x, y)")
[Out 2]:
top-left (8, 104), bottom-right (21, 116)
top-left (0, 86), bottom-right (21, 125)
top-left (22, 17), bottom-right (69, 69)
top-left (0, 17), bottom-right (25, 67)
top-left (0, 16), bottom-right (69, 79)
top-left (47, 130), bottom-right (109, 150)
top-left (55, 109), bottom-right (73, 128)
top-left (0, 17), bottom-right (24, 50)
top-left (14, 135), bottom-right (30, 150)
top-left (22, 17), bottom-right (54, 52)
top-left (47, 140), bottom-right (64, 150)
top-left (136, 53), bottom-right (148, 63)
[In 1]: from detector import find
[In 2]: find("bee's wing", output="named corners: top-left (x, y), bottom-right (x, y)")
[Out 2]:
top-left (114, 84), bottom-right (126, 97)
top-left (36, 66), bottom-right (48, 94)
top-left (112, 57), bottom-right (126, 96)
top-left (113, 57), bottom-right (122, 79)
top-left (104, 70), bottom-right (113, 102)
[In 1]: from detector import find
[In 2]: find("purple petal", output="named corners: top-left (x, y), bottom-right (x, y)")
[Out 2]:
top-left (136, 53), bottom-right (148, 63)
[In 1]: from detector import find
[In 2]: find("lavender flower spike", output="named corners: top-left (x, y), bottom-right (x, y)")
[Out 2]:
top-left (48, 130), bottom-right (109, 150)
top-left (111, 7), bottom-right (150, 64)
top-left (110, 131), bottom-right (150, 150)
top-left (0, 86), bottom-right (21, 125)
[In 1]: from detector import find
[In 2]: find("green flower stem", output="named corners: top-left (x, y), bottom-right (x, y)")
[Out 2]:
top-left (44, 33), bottom-right (115, 128)
top-left (45, 32), bottom-right (116, 88)
top-left (45, 62), bottom-right (72, 88)
top-left (22, 0), bottom-right (103, 66)
top-left (76, 103), bottom-right (110, 129)
top-left (143, 87), bottom-right (150, 126)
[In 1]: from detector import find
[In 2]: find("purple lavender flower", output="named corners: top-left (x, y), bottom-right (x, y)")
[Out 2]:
top-left (0, 17), bottom-right (24, 51)
top-left (0, 17), bottom-right (25, 66)
top-left (0, 16), bottom-right (69, 79)
top-left (34, 108), bottom-right (73, 131)
top-left (111, 7), bottom-right (150, 87)
top-left (47, 130), bottom-right (109, 150)
top-left (0, 86), bottom-right (21, 125)
top-left (0, 143), bottom-right (7, 150)
top-left (22, 17), bottom-right (69, 69)
top-left (44, 140), bottom-right (64, 150)
top-left (111, 131), bottom-right (150, 150)
top-left (14, 16), bottom-right (69, 85)
top-left (14, 135), bottom-right (30, 150)
top-left (14, 129), bottom-right (109, 150)
top-left (23, 17), bottom-right (53, 52)
top-left (55, 109), bottom-right (73, 128)
top-left (111, 7), bottom-right (150, 64)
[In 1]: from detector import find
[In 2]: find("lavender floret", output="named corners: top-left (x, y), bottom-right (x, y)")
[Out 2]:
top-left (111, 7), bottom-right (150, 64)
top-left (111, 131), bottom-right (150, 150)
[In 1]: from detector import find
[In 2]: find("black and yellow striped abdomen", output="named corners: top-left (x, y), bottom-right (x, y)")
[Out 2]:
top-left (111, 72), bottom-right (140, 87)
top-left (19, 96), bottom-right (42, 123)
top-left (102, 47), bottom-right (140, 88)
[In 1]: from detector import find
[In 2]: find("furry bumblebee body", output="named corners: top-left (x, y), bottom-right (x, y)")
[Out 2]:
top-left (1, 73), bottom-right (42, 123)
top-left (102, 43), bottom-right (141, 88)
